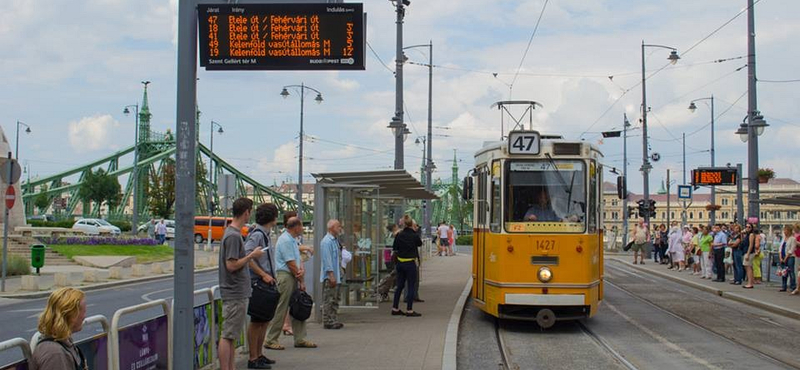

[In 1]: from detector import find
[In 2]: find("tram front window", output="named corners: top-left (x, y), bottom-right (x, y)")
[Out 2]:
top-left (507, 160), bottom-right (586, 233)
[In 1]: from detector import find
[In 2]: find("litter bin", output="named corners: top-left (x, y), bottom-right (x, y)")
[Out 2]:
top-left (31, 244), bottom-right (46, 275)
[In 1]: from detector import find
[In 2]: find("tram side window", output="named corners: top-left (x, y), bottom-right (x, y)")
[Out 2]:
top-left (490, 177), bottom-right (501, 232)
top-left (506, 160), bottom-right (586, 226)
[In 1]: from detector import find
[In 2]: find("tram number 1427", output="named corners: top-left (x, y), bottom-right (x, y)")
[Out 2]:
top-left (535, 239), bottom-right (557, 253)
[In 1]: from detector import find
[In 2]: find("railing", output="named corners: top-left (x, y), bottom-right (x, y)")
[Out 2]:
top-left (110, 299), bottom-right (172, 370)
top-left (0, 337), bottom-right (32, 370)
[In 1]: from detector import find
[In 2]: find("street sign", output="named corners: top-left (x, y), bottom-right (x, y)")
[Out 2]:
top-left (677, 185), bottom-right (692, 199)
top-left (5, 186), bottom-right (15, 209)
top-left (198, 3), bottom-right (365, 70)
top-left (508, 131), bottom-right (541, 155)
top-left (0, 159), bottom-right (22, 185)
top-left (692, 167), bottom-right (737, 186)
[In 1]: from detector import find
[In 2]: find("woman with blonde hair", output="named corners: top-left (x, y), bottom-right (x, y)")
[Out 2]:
top-left (32, 287), bottom-right (87, 370)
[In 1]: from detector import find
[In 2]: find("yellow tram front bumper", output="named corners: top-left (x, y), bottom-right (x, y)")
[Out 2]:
top-left (477, 282), bottom-right (601, 321)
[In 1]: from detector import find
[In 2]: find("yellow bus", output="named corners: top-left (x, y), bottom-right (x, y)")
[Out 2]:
top-left (463, 130), bottom-right (604, 328)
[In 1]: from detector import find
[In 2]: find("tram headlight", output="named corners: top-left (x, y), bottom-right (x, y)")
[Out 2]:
top-left (537, 266), bottom-right (553, 283)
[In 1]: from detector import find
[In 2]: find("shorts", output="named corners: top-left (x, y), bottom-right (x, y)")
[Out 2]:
top-left (631, 242), bottom-right (646, 252)
top-left (742, 253), bottom-right (753, 266)
top-left (439, 238), bottom-right (449, 247)
top-left (221, 298), bottom-right (247, 340)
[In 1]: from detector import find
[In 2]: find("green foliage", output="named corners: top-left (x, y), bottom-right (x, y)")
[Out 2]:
top-left (28, 220), bottom-right (76, 228)
top-left (0, 252), bottom-right (31, 276)
top-left (107, 220), bottom-right (132, 232)
top-left (50, 244), bottom-right (174, 264)
top-left (148, 159), bottom-right (176, 219)
top-left (78, 168), bottom-right (122, 216)
top-left (34, 184), bottom-right (51, 213)
top-left (758, 168), bottom-right (775, 179)
top-left (456, 234), bottom-right (473, 246)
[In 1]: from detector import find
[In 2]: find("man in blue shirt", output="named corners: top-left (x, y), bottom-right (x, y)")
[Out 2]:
top-left (264, 217), bottom-right (317, 350)
top-left (320, 219), bottom-right (343, 329)
top-left (712, 224), bottom-right (729, 282)
top-left (524, 187), bottom-right (559, 222)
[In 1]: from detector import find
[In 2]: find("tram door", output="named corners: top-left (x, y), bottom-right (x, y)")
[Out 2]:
top-left (475, 166), bottom-right (488, 302)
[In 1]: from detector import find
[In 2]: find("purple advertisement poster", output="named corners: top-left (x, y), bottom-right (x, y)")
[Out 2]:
top-left (118, 315), bottom-right (169, 370)
top-left (77, 334), bottom-right (108, 370)
top-left (0, 361), bottom-right (28, 370)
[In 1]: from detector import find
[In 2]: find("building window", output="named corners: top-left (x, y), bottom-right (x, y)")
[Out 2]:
top-left (661, 212), bottom-right (666, 219)
top-left (789, 211), bottom-right (797, 220)
top-left (612, 200), bottom-right (618, 206)
top-left (699, 212), bottom-right (703, 220)
top-left (722, 198), bottom-right (728, 206)
top-left (774, 211), bottom-right (781, 219)
top-left (671, 212), bottom-right (675, 219)
top-left (690, 212), bottom-right (694, 219)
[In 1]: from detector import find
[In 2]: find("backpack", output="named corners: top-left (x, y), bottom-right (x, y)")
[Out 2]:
top-left (289, 289), bottom-right (314, 321)
top-left (38, 337), bottom-right (87, 370)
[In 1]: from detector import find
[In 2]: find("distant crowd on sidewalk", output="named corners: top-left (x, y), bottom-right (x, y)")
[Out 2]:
top-left (628, 219), bottom-right (800, 294)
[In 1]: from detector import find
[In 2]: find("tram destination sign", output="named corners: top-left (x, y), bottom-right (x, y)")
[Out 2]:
top-left (692, 167), bottom-right (737, 186)
top-left (198, 3), bottom-right (365, 70)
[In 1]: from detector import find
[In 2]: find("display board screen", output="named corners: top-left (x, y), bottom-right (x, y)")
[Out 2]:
top-left (198, 3), bottom-right (364, 70)
top-left (692, 167), bottom-right (737, 186)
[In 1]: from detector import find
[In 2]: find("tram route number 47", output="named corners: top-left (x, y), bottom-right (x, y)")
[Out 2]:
top-left (508, 131), bottom-right (541, 155)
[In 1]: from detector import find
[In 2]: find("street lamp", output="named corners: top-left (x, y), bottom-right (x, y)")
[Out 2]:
top-left (640, 40), bottom-right (680, 228)
top-left (280, 83), bottom-right (324, 221)
top-left (688, 95), bottom-right (715, 224)
top-left (15, 121), bottom-right (31, 160)
top-left (123, 104), bottom-right (139, 234)
top-left (736, 113), bottom-right (767, 142)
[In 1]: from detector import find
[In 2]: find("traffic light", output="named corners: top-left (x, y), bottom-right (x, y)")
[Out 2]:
top-left (636, 199), bottom-right (646, 216)
top-left (648, 199), bottom-right (657, 218)
top-left (616, 176), bottom-right (627, 200)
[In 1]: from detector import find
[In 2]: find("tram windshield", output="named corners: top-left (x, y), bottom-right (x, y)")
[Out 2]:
top-left (506, 160), bottom-right (586, 233)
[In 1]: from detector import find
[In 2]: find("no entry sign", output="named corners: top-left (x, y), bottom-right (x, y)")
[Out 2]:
top-left (5, 186), bottom-right (15, 209)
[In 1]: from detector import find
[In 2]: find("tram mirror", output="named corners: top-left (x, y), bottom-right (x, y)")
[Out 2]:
top-left (616, 176), bottom-right (627, 200)
top-left (462, 177), bottom-right (473, 200)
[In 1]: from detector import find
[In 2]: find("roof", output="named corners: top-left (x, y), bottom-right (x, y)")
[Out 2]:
top-left (760, 194), bottom-right (800, 207)
top-left (276, 183), bottom-right (316, 194)
top-left (311, 170), bottom-right (438, 200)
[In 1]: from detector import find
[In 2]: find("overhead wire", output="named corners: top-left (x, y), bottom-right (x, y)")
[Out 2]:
top-left (509, 0), bottom-right (550, 89)
top-left (366, 40), bottom-right (395, 74)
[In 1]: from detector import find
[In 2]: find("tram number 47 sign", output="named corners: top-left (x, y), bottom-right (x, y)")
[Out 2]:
top-left (508, 131), bottom-right (541, 155)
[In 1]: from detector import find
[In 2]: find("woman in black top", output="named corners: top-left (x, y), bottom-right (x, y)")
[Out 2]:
top-left (391, 215), bottom-right (422, 317)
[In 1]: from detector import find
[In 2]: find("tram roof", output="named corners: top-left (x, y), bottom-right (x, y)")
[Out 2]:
top-left (311, 170), bottom-right (439, 200)
top-left (474, 137), bottom-right (602, 158)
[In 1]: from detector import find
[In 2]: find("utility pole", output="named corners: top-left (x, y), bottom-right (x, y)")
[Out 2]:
top-left (666, 169), bottom-right (671, 226)
top-left (737, 163), bottom-right (744, 227)
top-left (622, 114), bottom-right (630, 247)
top-left (746, 0), bottom-right (760, 226)
top-left (390, 0), bottom-right (408, 170)
top-left (425, 40), bottom-right (433, 238)
top-left (640, 41), bottom-right (652, 229)
top-left (682, 132), bottom-right (687, 227)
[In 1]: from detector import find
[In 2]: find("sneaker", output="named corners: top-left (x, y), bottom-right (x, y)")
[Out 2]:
top-left (324, 323), bottom-right (344, 329)
top-left (405, 311), bottom-right (422, 317)
top-left (258, 356), bottom-right (276, 365)
top-left (391, 309), bottom-right (405, 316)
top-left (247, 358), bottom-right (272, 369)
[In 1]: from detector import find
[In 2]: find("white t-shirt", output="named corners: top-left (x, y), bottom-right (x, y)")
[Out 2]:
top-left (438, 225), bottom-right (449, 239)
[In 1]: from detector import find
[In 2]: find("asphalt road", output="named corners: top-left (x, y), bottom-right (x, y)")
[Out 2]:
top-left (0, 270), bottom-right (219, 366)
top-left (458, 258), bottom-right (800, 369)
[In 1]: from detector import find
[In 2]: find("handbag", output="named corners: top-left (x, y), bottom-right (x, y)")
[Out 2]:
top-left (289, 289), bottom-right (314, 321)
top-left (623, 241), bottom-right (633, 252)
top-left (247, 230), bottom-right (280, 322)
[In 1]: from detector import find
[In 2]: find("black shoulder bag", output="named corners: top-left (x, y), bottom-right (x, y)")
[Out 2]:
top-left (289, 289), bottom-right (314, 321)
top-left (247, 229), bottom-right (281, 322)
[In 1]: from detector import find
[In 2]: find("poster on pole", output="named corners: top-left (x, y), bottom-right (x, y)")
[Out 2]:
top-left (193, 303), bottom-right (214, 369)
top-left (117, 316), bottom-right (169, 370)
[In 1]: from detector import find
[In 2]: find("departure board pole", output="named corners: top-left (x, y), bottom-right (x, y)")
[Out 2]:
top-left (392, 0), bottom-right (407, 170)
top-left (174, 0), bottom-right (197, 368)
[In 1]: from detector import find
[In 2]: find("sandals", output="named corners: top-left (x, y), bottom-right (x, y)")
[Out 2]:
top-left (283, 329), bottom-right (294, 336)
top-left (791, 290), bottom-right (799, 295)
top-left (264, 342), bottom-right (285, 350)
top-left (294, 340), bottom-right (317, 348)
top-left (742, 285), bottom-right (754, 289)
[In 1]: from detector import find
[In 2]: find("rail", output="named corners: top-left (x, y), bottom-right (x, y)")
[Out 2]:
top-left (110, 299), bottom-right (171, 370)
top-left (0, 337), bottom-right (32, 369)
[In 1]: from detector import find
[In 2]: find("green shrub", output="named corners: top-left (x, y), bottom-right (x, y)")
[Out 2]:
top-left (456, 235), bottom-right (473, 245)
top-left (108, 220), bottom-right (132, 232)
top-left (0, 253), bottom-right (31, 276)
top-left (28, 220), bottom-right (75, 228)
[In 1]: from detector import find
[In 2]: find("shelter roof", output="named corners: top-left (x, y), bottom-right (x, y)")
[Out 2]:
top-left (311, 170), bottom-right (438, 200)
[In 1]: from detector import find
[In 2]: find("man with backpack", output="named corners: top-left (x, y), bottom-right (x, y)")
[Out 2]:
top-left (244, 203), bottom-right (279, 369)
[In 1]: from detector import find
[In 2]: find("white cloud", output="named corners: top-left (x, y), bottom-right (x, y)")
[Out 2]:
top-left (67, 114), bottom-right (120, 152)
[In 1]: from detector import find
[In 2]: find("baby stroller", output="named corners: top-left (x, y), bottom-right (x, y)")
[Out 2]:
top-left (377, 269), bottom-right (397, 302)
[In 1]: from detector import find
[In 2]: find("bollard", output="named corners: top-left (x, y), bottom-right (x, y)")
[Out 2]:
top-left (150, 263), bottom-right (164, 274)
top-left (203, 243), bottom-right (214, 252)
top-left (109, 267), bottom-right (123, 279)
top-left (131, 264), bottom-right (146, 277)
top-left (53, 272), bottom-right (70, 287)
top-left (83, 271), bottom-right (98, 283)
top-left (21, 275), bottom-right (40, 291)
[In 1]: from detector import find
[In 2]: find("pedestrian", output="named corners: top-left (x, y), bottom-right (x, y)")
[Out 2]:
top-left (147, 219), bottom-right (155, 240)
top-left (278, 211), bottom-right (313, 337)
top-left (743, 223), bottom-right (760, 289)
top-left (31, 288), bottom-right (87, 370)
top-left (667, 222), bottom-right (684, 271)
top-left (264, 217), bottom-right (317, 350)
top-left (218, 198), bottom-right (265, 370)
top-left (792, 222), bottom-right (800, 295)
top-left (690, 227), bottom-right (701, 275)
top-left (447, 224), bottom-right (456, 256)
top-left (437, 222), bottom-right (449, 256)
top-left (391, 215), bottom-right (422, 317)
top-left (407, 221), bottom-right (424, 303)
top-left (156, 219), bottom-right (167, 244)
top-left (753, 228), bottom-right (767, 284)
top-left (711, 224), bottom-right (728, 282)
top-left (320, 219), bottom-right (344, 329)
top-left (779, 225), bottom-right (797, 292)
top-left (698, 226), bottom-right (714, 279)
top-left (728, 224), bottom-right (744, 285)
top-left (245, 203), bottom-right (279, 369)
top-left (630, 219), bottom-right (648, 264)
top-left (657, 224), bottom-right (669, 264)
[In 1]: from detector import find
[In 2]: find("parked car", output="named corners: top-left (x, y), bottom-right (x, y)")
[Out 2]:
top-left (27, 214), bottom-right (56, 222)
top-left (193, 216), bottom-right (248, 244)
top-left (138, 219), bottom-right (176, 239)
top-left (72, 218), bottom-right (122, 236)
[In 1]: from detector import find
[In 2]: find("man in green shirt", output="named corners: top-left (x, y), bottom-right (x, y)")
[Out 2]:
top-left (698, 226), bottom-right (714, 279)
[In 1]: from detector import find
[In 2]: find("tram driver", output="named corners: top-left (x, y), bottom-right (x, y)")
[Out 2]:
top-left (523, 187), bottom-right (560, 222)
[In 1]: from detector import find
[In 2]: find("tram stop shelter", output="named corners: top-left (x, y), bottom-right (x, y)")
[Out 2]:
top-left (308, 170), bottom-right (438, 322)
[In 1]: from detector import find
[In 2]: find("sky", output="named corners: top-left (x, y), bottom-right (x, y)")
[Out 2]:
top-left (0, 0), bottom-right (798, 194)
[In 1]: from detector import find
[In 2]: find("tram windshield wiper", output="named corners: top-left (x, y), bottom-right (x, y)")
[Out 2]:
top-left (545, 153), bottom-right (571, 196)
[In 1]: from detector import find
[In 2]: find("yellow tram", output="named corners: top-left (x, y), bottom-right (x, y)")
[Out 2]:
top-left (463, 130), bottom-right (604, 328)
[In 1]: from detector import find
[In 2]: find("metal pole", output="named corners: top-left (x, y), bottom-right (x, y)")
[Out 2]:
top-left (746, 0), bottom-right (760, 226)
top-left (131, 104), bottom-right (139, 235)
top-left (207, 122), bottom-right (214, 250)
top-left (1, 152), bottom-right (10, 292)
top-left (682, 132), bottom-right (687, 227)
top-left (393, 0), bottom-right (406, 170)
top-left (425, 40), bottom-right (433, 237)
top-left (710, 95), bottom-right (716, 225)
top-left (640, 41), bottom-right (652, 228)
top-left (14, 122), bottom-right (20, 160)
top-left (298, 83), bottom-right (305, 221)
top-left (173, 0), bottom-right (197, 367)
top-left (737, 163), bottom-right (744, 227)
top-left (622, 113), bottom-right (629, 247)
top-left (667, 169), bottom-right (671, 226)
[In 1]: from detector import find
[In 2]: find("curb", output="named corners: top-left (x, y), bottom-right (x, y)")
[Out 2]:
top-left (442, 276), bottom-right (472, 370)
top-left (0, 267), bottom-right (218, 299)
top-left (611, 257), bottom-right (800, 321)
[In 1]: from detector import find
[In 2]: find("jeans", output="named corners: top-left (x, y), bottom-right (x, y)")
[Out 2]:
top-left (713, 248), bottom-right (726, 281)
top-left (732, 248), bottom-right (744, 283)
top-left (781, 257), bottom-right (797, 291)
top-left (701, 251), bottom-right (712, 278)
top-left (392, 261), bottom-right (418, 311)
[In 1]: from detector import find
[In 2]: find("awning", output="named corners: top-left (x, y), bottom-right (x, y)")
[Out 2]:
top-left (759, 195), bottom-right (800, 207)
top-left (312, 170), bottom-right (439, 200)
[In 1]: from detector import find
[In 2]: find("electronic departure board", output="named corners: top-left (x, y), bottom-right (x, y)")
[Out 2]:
top-left (197, 3), bottom-right (364, 70)
top-left (692, 167), bottom-right (738, 186)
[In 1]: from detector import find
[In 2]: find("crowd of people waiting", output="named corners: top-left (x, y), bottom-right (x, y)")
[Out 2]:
top-left (629, 219), bottom-right (800, 293)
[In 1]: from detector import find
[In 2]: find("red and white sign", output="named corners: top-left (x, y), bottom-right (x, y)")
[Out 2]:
top-left (5, 186), bottom-right (15, 209)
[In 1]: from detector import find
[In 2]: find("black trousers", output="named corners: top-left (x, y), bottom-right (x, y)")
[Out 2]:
top-left (713, 248), bottom-right (726, 281)
top-left (392, 261), bottom-right (417, 311)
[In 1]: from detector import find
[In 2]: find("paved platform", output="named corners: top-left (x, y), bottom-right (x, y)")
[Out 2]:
top-left (610, 257), bottom-right (800, 320)
top-left (236, 254), bottom-right (471, 370)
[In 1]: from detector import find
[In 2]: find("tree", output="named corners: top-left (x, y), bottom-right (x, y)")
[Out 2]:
top-left (148, 159), bottom-right (176, 219)
top-left (78, 168), bottom-right (122, 217)
top-left (34, 184), bottom-right (51, 214)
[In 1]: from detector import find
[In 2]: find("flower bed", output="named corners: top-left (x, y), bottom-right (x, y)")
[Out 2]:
top-left (37, 236), bottom-right (158, 246)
